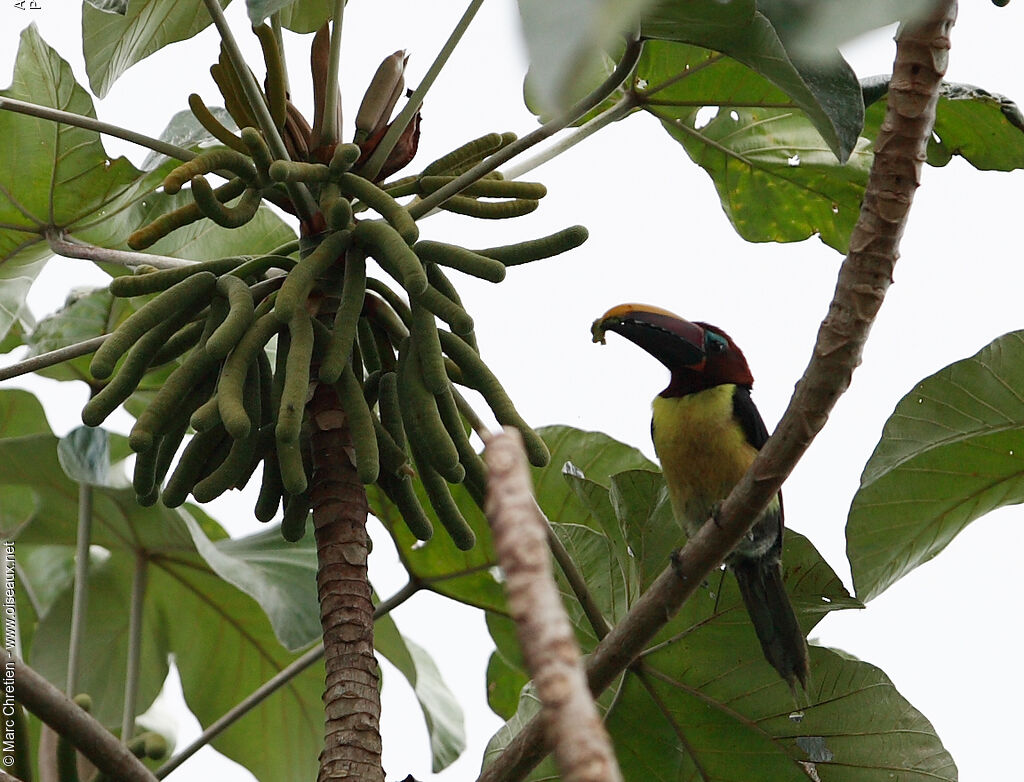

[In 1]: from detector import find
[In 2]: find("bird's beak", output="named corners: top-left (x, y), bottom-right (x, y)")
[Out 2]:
top-left (592, 304), bottom-right (706, 371)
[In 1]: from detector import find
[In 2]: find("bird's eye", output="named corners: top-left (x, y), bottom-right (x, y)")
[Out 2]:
top-left (707, 334), bottom-right (727, 354)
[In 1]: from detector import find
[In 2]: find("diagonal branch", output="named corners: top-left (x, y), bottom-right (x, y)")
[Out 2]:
top-left (14, 657), bottom-right (158, 782)
top-left (478, 3), bottom-right (957, 780)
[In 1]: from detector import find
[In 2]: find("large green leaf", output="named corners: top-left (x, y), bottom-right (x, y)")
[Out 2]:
top-left (864, 78), bottom-right (1024, 173)
top-left (0, 394), bottom-right (324, 781)
top-left (32, 554), bottom-right (172, 728)
top-left (848, 330), bottom-right (1024, 602)
top-left (516, 0), bottom-right (655, 116)
top-left (482, 429), bottom-right (953, 779)
top-left (183, 517), bottom-right (321, 651)
top-left (375, 613), bottom-right (467, 773)
top-left (82, 0), bottom-right (228, 98)
top-left (57, 425), bottom-right (115, 486)
top-left (640, 4), bottom-right (863, 162)
top-left (0, 26), bottom-right (144, 342)
top-left (657, 103), bottom-right (871, 252)
top-left (608, 645), bottom-right (955, 781)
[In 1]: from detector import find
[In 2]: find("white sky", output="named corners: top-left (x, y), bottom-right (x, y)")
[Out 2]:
top-left (2, 1), bottom-right (1023, 780)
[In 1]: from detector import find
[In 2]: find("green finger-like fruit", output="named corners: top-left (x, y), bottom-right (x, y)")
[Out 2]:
top-left (268, 160), bottom-right (331, 183)
top-left (191, 176), bottom-right (262, 229)
top-left (420, 132), bottom-right (506, 177)
top-left (255, 446), bottom-right (283, 522)
top-left (377, 471), bottom-right (433, 541)
top-left (329, 143), bottom-right (362, 178)
top-left (275, 310), bottom-right (314, 444)
top-left (277, 437), bottom-right (308, 496)
top-left (415, 283), bottom-right (473, 336)
top-left (438, 195), bottom-right (538, 220)
top-left (90, 272), bottom-right (217, 381)
top-left (163, 149), bottom-right (257, 195)
top-left (207, 274), bottom-right (256, 359)
top-left (440, 329), bottom-right (550, 467)
top-left (338, 173), bottom-right (418, 245)
top-left (410, 304), bottom-right (448, 395)
top-left (82, 317), bottom-right (185, 427)
top-left (397, 338), bottom-right (460, 479)
top-left (274, 229), bottom-right (352, 324)
top-left (109, 258), bottom-right (245, 298)
top-left (354, 221), bottom-right (427, 296)
top-left (127, 178), bottom-right (247, 250)
top-left (413, 240), bottom-right (505, 283)
top-left (149, 319), bottom-right (207, 367)
top-left (319, 249), bottom-right (367, 384)
top-left (219, 313), bottom-right (281, 440)
top-left (418, 176), bottom-right (546, 200)
top-left (474, 225), bottom-right (589, 266)
top-left (336, 363), bottom-right (380, 483)
top-left (240, 127), bottom-right (274, 181)
top-left (280, 491), bottom-right (311, 542)
top-left (187, 93), bottom-right (247, 153)
top-left (253, 24), bottom-right (288, 129)
top-left (412, 448), bottom-right (475, 550)
top-left (161, 426), bottom-right (228, 507)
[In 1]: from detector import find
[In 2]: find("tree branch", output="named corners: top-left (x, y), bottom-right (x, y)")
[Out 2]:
top-left (408, 35), bottom-right (643, 220)
top-left (485, 429), bottom-right (622, 782)
top-left (478, 3), bottom-right (957, 780)
top-left (360, 0), bottom-right (486, 182)
top-left (0, 97), bottom-right (195, 161)
top-left (47, 231), bottom-right (195, 270)
top-left (13, 657), bottom-right (158, 782)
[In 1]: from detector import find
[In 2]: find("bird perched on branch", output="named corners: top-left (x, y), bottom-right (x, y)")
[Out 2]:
top-left (592, 303), bottom-right (809, 693)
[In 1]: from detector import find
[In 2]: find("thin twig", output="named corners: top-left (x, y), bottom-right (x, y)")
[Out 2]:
top-left (361, 0), bottom-right (487, 181)
top-left (66, 485), bottom-right (92, 698)
top-left (500, 94), bottom-right (638, 182)
top-left (14, 657), bottom-right (158, 782)
top-left (320, 0), bottom-right (346, 147)
top-left (0, 97), bottom-right (195, 162)
top-left (47, 231), bottom-right (196, 270)
top-left (153, 580), bottom-right (420, 779)
top-left (408, 35), bottom-right (643, 219)
top-left (200, 0), bottom-right (319, 223)
top-left (477, 4), bottom-right (957, 780)
top-left (121, 554), bottom-right (148, 741)
top-left (0, 337), bottom-right (106, 383)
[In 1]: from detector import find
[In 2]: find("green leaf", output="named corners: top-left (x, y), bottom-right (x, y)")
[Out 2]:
top-left (0, 388), bottom-right (51, 438)
top-left (757, 0), bottom-right (937, 62)
top-left (848, 330), bottom-right (1024, 602)
top-left (277, 0), bottom-right (333, 33)
top-left (246, 0), bottom-right (296, 26)
top-left (865, 80), bottom-right (1024, 173)
top-left (82, 0), bottom-right (227, 98)
top-left (20, 288), bottom-right (123, 386)
top-left (140, 106), bottom-right (239, 173)
top-left (608, 645), bottom-right (955, 781)
top-left (57, 425), bottom-right (112, 486)
top-left (516, 0), bottom-right (654, 116)
top-left (657, 105), bottom-right (871, 252)
top-left (485, 428), bottom-right (880, 780)
top-left (86, 0), bottom-right (129, 13)
top-left (182, 516), bottom-right (321, 651)
top-left (31, 554), bottom-right (171, 727)
top-left (640, 6), bottom-right (863, 162)
top-left (0, 25), bottom-right (144, 342)
top-left (0, 398), bottom-right (323, 780)
top-left (375, 613), bottom-right (467, 772)
top-left (158, 553), bottom-right (323, 782)
top-left (121, 189), bottom-right (296, 261)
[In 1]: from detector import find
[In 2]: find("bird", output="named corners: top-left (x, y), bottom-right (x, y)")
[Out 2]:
top-left (591, 303), bottom-right (809, 693)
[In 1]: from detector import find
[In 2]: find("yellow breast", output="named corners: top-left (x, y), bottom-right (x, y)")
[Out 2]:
top-left (652, 384), bottom-right (758, 535)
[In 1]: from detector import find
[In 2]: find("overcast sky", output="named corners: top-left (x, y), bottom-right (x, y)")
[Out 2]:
top-left (2, 1), bottom-right (1023, 780)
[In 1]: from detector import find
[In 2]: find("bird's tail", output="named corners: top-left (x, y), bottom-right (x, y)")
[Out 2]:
top-left (731, 555), bottom-right (809, 694)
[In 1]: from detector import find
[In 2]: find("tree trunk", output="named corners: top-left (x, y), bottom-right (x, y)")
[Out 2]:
top-left (309, 381), bottom-right (384, 782)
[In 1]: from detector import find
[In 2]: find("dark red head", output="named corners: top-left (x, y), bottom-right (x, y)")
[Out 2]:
top-left (592, 303), bottom-right (753, 397)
